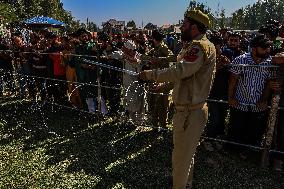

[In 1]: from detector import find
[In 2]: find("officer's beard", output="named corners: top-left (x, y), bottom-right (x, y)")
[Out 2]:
top-left (181, 26), bottom-right (193, 42)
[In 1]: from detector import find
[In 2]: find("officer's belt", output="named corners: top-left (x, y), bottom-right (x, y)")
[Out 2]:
top-left (174, 102), bottom-right (206, 112)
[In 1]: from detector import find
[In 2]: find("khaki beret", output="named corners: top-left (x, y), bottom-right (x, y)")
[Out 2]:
top-left (185, 9), bottom-right (210, 27)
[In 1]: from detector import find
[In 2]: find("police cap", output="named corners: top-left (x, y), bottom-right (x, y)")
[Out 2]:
top-left (184, 9), bottom-right (210, 27)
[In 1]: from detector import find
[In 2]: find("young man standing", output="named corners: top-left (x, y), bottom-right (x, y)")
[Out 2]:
top-left (146, 30), bottom-right (173, 128)
top-left (207, 32), bottom-right (243, 138)
top-left (228, 35), bottom-right (274, 153)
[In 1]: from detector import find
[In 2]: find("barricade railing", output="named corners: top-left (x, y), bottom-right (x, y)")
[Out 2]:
top-left (0, 49), bottom-right (283, 167)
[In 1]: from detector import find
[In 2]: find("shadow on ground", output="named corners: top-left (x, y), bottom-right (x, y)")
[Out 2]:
top-left (0, 101), bottom-right (172, 188)
top-left (0, 100), bottom-right (283, 188)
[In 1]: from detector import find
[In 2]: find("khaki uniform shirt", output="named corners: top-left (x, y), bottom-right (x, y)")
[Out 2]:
top-left (145, 34), bottom-right (216, 106)
top-left (144, 42), bottom-right (174, 92)
top-left (146, 41), bottom-right (173, 69)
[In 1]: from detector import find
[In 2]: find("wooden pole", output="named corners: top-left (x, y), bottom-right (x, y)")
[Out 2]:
top-left (261, 55), bottom-right (284, 167)
top-left (261, 93), bottom-right (280, 167)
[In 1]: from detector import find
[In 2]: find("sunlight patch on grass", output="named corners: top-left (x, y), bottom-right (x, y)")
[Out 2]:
top-left (109, 130), bottom-right (137, 145)
top-left (111, 182), bottom-right (127, 189)
top-left (109, 126), bottom-right (153, 145)
top-left (0, 140), bottom-right (101, 188)
top-left (105, 144), bottom-right (152, 172)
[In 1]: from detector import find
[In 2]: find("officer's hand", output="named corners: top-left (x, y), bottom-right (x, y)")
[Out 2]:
top-left (139, 71), bottom-right (149, 81)
top-left (256, 101), bottom-right (268, 111)
top-left (228, 98), bottom-right (239, 108)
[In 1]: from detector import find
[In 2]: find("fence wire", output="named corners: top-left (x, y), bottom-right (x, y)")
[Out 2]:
top-left (0, 49), bottom-right (283, 158)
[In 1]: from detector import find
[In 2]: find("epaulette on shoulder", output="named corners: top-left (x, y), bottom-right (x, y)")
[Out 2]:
top-left (190, 39), bottom-right (210, 61)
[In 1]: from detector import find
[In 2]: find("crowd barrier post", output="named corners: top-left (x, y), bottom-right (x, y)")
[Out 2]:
top-left (261, 56), bottom-right (284, 167)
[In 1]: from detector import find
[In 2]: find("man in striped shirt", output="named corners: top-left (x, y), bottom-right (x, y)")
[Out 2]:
top-left (228, 35), bottom-right (276, 151)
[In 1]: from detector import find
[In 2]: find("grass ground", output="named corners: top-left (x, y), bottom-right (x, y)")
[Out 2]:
top-left (0, 100), bottom-right (283, 189)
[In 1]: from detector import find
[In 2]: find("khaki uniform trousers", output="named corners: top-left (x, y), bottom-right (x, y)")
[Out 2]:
top-left (172, 103), bottom-right (208, 189)
top-left (147, 93), bottom-right (169, 127)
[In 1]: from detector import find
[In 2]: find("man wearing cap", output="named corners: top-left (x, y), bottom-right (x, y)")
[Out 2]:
top-left (228, 35), bottom-right (275, 156)
top-left (139, 9), bottom-right (216, 189)
top-left (144, 29), bottom-right (173, 128)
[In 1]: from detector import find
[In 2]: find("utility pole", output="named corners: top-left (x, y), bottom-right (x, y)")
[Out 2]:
top-left (87, 17), bottom-right (89, 29)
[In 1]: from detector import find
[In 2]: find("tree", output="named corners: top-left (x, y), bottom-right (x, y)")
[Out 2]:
top-left (188, 0), bottom-right (197, 9)
top-left (144, 22), bottom-right (157, 30)
top-left (0, 2), bottom-right (18, 23)
top-left (0, 0), bottom-right (81, 32)
top-left (126, 20), bottom-right (136, 29)
top-left (231, 8), bottom-right (245, 29)
top-left (186, 0), bottom-right (217, 29)
top-left (231, 0), bottom-right (284, 30)
top-left (87, 21), bottom-right (98, 32)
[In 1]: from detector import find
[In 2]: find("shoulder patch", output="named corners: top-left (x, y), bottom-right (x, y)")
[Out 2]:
top-left (183, 46), bottom-right (200, 62)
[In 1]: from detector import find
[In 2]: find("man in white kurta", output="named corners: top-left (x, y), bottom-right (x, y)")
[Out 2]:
top-left (109, 40), bottom-right (145, 124)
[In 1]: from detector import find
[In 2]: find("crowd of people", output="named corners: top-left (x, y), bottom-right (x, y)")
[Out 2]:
top-left (0, 26), bottom-right (181, 125)
top-left (0, 17), bottom-right (284, 172)
top-left (206, 21), bottom-right (284, 170)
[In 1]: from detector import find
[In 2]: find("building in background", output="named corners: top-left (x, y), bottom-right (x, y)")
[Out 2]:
top-left (102, 19), bottom-right (125, 34)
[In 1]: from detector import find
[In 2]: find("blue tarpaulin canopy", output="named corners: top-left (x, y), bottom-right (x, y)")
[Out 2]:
top-left (24, 16), bottom-right (66, 28)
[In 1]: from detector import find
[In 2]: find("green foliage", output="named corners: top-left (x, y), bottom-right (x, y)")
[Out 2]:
top-left (144, 22), bottom-right (156, 30)
top-left (0, 2), bottom-right (18, 23)
top-left (0, 0), bottom-right (83, 32)
top-left (231, 0), bottom-right (284, 30)
top-left (126, 20), bottom-right (136, 29)
top-left (219, 8), bottom-right (226, 29)
top-left (186, 0), bottom-right (217, 29)
top-left (87, 21), bottom-right (98, 32)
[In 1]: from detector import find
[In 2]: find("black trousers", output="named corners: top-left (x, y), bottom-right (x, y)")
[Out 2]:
top-left (47, 75), bottom-right (67, 103)
top-left (147, 93), bottom-right (169, 127)
top-left (206, 101), bottom-right (228, 138)
top-left (103, 70), bottom-right (122, 114)
top-left (227, 107), bottom-right (268, 147)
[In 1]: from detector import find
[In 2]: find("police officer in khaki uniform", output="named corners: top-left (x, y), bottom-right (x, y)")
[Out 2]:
top-left (145, 30), bottom-right (173, 127)
top-left (139, 10), bottom-right (216, 189)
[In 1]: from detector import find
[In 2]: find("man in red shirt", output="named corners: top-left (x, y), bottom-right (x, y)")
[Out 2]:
top-left (46, 33), bottom-right (67, 103)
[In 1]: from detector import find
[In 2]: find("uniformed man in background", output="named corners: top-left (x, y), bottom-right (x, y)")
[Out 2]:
top-left (139, 9), bottom-right (216, 189)
top-left (144, 29), bottom-right (173, 128)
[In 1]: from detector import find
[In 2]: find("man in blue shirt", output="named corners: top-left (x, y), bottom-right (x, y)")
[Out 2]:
top-left (228, 35), bottom-right (275, 153)
top-left (207, 32), bottom-right (243, 138)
